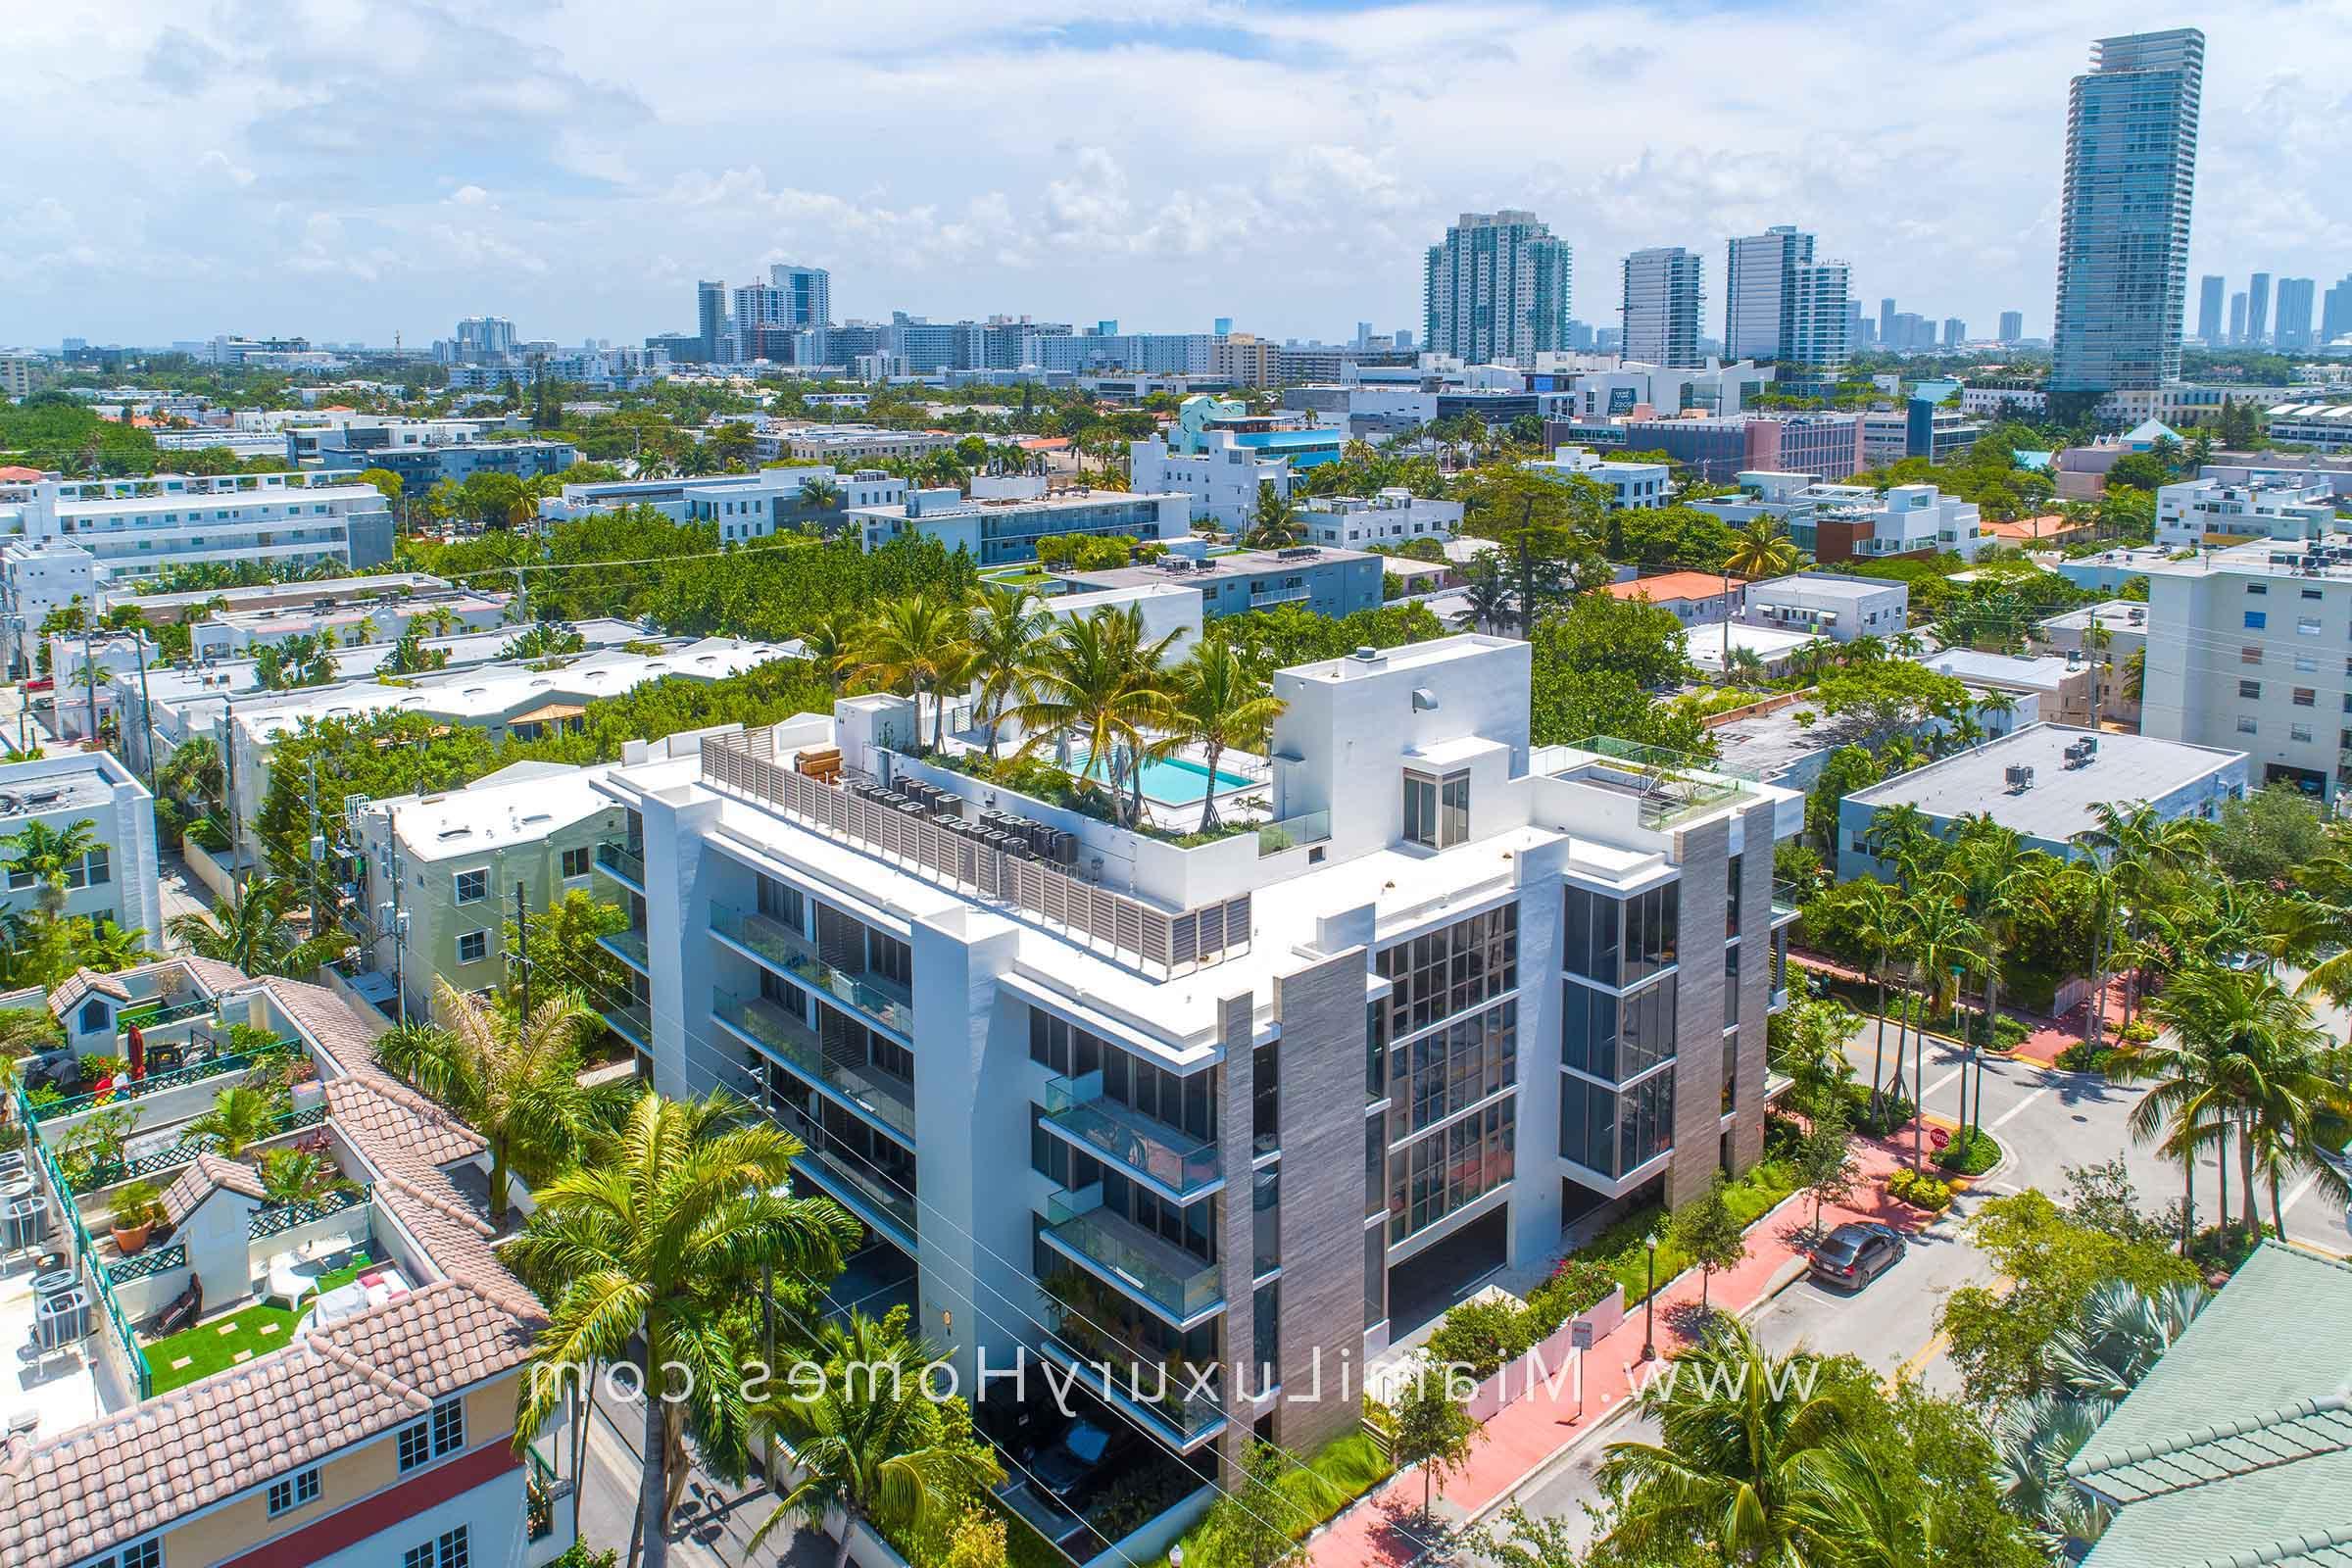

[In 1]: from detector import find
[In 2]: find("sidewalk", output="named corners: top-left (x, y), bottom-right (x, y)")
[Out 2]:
top-left (1306, 1137), bottom-right (1937, 1568)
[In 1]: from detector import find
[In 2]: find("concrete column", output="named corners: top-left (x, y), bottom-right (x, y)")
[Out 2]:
top-left (640, 791), bottom-right (720, 1103)
top-left (1731, 802), bottom-right (1778, 1172)
top-left (1668, 816), bottom-right (1730, 1207)
top-left (1215, 991), bottom-right (1257, 1484)
top-left (1270, 949), bottom-right (1370, 1457)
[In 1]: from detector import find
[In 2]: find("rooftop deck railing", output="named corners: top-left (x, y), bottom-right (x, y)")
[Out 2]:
top-left (701, 728), bottom-right (1250, 979)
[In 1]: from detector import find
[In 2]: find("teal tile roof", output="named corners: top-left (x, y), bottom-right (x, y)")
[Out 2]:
top-left (2072, 1243), bottom-right (2352, 1568)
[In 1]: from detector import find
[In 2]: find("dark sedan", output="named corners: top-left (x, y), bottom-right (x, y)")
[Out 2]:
top-left (1808, 1221), bottom-right (1905, 1290)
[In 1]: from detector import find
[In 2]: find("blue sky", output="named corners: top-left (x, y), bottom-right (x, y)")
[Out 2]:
top-left (6, 0), bottom-right (2347, 349)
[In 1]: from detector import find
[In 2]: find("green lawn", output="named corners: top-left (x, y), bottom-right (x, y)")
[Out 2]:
top-left (141, 1256), bottom-right (380, 1394)
top-left (1171, 1432), bottom-right (1394, 1566)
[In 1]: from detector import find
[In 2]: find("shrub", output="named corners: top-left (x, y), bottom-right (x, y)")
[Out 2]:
top-left (2054, 1040), bottom-right (2113, 1074)
top-left (1425, 1297), bottom-right (1529, 1380)
top-left (2114, 1016), bottom-right (2158, 1044)
top-left (1525, 1256), bottom-right (1618, 1326)
top-left (1886, 1166), bottom-right (1953, 1211)
top-left (1936, 1127), bottom-right (2001, 1176)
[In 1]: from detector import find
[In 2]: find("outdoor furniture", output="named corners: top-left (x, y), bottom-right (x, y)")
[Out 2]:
top-left (265, 1251), bottom-right (308, 1311)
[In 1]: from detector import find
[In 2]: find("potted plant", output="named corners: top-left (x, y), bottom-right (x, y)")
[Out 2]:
top-left (110, 1179), bottom-right (164, 1254)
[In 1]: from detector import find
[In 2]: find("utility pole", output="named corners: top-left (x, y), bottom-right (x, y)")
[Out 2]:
top-left (82, 621), bottom-right (98, 749)
top-left (513, 879), bottom-right (530, 1015)
top-left (388, 808), bottom-right (407, 1024)
top-left (306, 757), bottom-right (322, 938)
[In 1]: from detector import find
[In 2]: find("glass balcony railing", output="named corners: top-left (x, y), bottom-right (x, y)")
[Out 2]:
top-left (1770, 879), bottom-right (1804, 927)
top-left (711, 904), bottom-right (913, 1037)
top-left (595, 837), bottom-right (646, 888)
top-left (759, 1097), bottom-right (920, 1245)
top-left (1043, 1071), bottom-right (1220, 1199)
top-left (600, 926), bottom-right (650, 973)
top-left (1039, 1303), bottom-right (1226, 1446)
top-left (715, 990), bottom-right (915, 1140)
top-left (603, 998), bottom-right (651, 1047)
top-left (1255, 809), bottom-right (1332, 858)
top-left (1044, 1202), bottom-right (1223, 1324)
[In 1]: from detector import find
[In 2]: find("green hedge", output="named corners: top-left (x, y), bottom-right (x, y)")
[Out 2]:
top-left (1574, 1150), bottom-right (1801, 1308)
top-left (1171, 1433), bottom-right (1393, 1568)
top-left (1424, 1257), bottom-right (1619, 1379)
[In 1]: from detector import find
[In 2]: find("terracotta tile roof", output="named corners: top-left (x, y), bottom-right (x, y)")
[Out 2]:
top-left (323, 1074), bottom-right (485, 1170)
top-left (0, 1278), bottom-right (536, 1568)
top-left (1605, 570), bottom-right (1736, 606)
top-left (0, 466), bottom-right (48, 482)
top-left (46, 968), bottom-right (130, 1019)
top-left (160, 1152), bottom-right (266, 1229)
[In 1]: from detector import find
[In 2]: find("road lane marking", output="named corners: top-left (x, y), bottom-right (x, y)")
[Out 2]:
top-left (1990, 1085), bottom-right (2053, 1130)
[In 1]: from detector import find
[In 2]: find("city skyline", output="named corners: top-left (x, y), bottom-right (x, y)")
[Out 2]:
top-left (5, 4), bottom-right (2350, 349)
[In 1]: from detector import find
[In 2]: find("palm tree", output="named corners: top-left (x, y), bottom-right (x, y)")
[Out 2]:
top-left (2054, 853), bottom-right (2126, 1053)
top-left (416, 981), bottom-right (610, 1227)
top-left (1719, 518), bottom-right (1799, 665)
top-left (1, 817), bottom-right (101, 915)
top-left (166, 876), bottom-right (345, 978)
top-left (1006, 607), bottom-right (1181, 828)
top-left (1846, 878), bottom-right (1906, 1122)
top-left (1900, 879), bottom-right (1985, 1168)
top-left (961, 584), bottom-right (1047, 760)
top-left (796, 609), bottom-right (867, 696)
top-left (2132, 962), bottom-right (2350, 1242)
top-left (799, 476), bottom-right (844, 523)
top-left (843, 596), bottom-right (971, 754)
top-left (186, 1083), bottom-right (284, 1157)
top-left (1460, 556), bottom-right (1513, 634)
top-left (1598, 1318), bottom-right (1868, 1567)
top-left (161, 736), bottom-right (224, 812)
top-left (1163, 641), bottom-right (1284, 833)
top-left (1947, 819), bottom-right (2039, 1136)
top-left (509, 1092), bottom-right (860, 1568)
top-left (1246, 489), bottom-right (1302, 549)
top-left (746, 1310), bottom-right (1003, 1568)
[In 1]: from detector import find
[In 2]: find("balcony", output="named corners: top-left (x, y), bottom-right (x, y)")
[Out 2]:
top-left (1038, 1306), bottom-right (1227, 1450)
top-left (714, 991), bottom-right (915, 1141)
top-left (1770, 879), bottom-right (1804, 929)
top-left (1249, 585), bottom-right (1311, 610)
top-left (1041, 1071), bottom-right (1220, 1200)
top-left (1042, 1194), bottom-right (1223, 1329)
top-left (753, 1091), bottom-right (919, 1250)
top-left (599, 926), bottom-right (650, 974)
top-left (711, 904), bottom-right (913, 1039)
top-left (594, 837), bottom-right (646, 892)
top-left (603, 998), bottom-right (651, 1049)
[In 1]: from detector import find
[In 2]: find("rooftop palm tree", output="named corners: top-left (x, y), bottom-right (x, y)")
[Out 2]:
top-left (1164, 640), bottom-right (1284, 833)
top-left (1, 817), bottom-right (101, 916)
top-left (962, 584), bottom-right (1048, 760)
top-left (1006, 607), bottom-right (1181, 828)
top-left (418, 980), bottom-right (611, 1227)
top-left (1720, 518), bottom-right (1799, 666)
top-left (186, 1083), bottom-right (285, 1158)
top-left (509, 1091), bottom-right (860, 1568)
top-left (844, 596), bottom-right (971, 753)
top-left (1598, 1317), bottom-right (1869, 1568)
top-left (1245, 487), bottom-right (1302, 549)
top-left (746, 1309), bottom-right (1003, 1568)
top-left (166, 876), bottom-right (345, 978)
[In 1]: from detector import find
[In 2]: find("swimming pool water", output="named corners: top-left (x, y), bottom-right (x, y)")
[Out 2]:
top-left (1080, 753), bottom-right (1252, 805)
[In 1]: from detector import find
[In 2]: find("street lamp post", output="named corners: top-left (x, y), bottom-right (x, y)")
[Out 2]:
top-left (1640, 1235), bottom-right (1659, 1362)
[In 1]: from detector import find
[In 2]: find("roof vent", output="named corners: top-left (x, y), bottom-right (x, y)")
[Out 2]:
top-left (1351, 646), bottom-right (1381, 662)
top-left (1411, 687), bottom-right (1440, 711)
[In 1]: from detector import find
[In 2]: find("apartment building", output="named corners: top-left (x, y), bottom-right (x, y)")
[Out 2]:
top-left (0, 470), bottom-right (395, 674)
top-left (0, 750), bottom-right (163, 943)
top-left (1543, 413), bottom-right (1862, 486)
top-left (592, 635), bottom-right (1798, 1536)
top-left (345, 760), bottom-right (629, 1023)
top-left (2156, 472), bottom-right (2339, 549)
top-left (1128, 430), bottom-right (1292, 533)
top-left (850, 485), bottom-right (1189, 566)
top-left (105, 571), bottom-right (454, 625)
top-left (2140, 532), bottom-right (2352, 800)
top-left (1523, 447), bottom-right (1670, 511)
top-left (1740, 573), bottom-right (1910, 642)
top-left (1801, 484), bottom-right (1987, 563)
top-left (1297, 490), bottom-right (1464, 549)
top-left (2262, 404), bottom-right (2352, 453)
top-left (1063, 545), bottom-right (1386, 621)
top-left (1606, 571), bottom-right (1744, 628)
top-left (188, 587), bottom-right (514, 660)
top-left (1859, 404), bottom-right (1984, 468)
top-left (2038, 600), bottom-right (2152, 727)
top-left (0, 958), bottom-right (565, 1568)
top-left (536, 465), bottom-right (909, 538)
top-left (783, 425), bottom-right (959, 464)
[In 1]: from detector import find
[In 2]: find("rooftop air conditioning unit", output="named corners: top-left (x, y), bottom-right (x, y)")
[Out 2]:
top-left (2003, 765), bottom-right (2034, 792)
top-left (2080, 736), bottom-right (2098, 759)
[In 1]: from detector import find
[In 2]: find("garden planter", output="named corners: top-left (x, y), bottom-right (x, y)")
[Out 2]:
top-left (112, 1221), bottom-right (153, 1254)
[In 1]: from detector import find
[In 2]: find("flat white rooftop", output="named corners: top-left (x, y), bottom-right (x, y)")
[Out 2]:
top-left (1844, 724), bottom-right (2245, 843)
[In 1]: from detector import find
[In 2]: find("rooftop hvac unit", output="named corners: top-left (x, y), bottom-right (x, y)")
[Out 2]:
top-left (2004, 765), bottom-right (2035, 792)
top-left (35, 1287), bottom-right (90, 1350)
top-left (2, 1192), bottom-right (49, 1251)
top-left (2081, 736), bottom-right (2098, 759)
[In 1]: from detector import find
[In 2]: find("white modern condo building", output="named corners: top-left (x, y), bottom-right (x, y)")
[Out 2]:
top-left (591, 634), bottom-right (1798, 1519)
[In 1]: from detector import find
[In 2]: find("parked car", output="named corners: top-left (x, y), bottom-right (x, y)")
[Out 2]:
top-left (1031, 1416), bottom-right (1132, 1507)
top-left (1808, 1221), bottom-right (1904, 1290)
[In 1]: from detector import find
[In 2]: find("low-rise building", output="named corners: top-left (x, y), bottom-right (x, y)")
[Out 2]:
top-left (1522, 447), bottom-right (1670, 511)
top-left (1607, 570), bottom-right (1744, 627)
top-left (0, 750), bottom-right (162, 943)
top-left (2139, 531), bottom-right (2352, 801)
top-left (1741, 573), bottom-right (1910, 641)
top-left (2262, 402), bottom-right (2352, 451)
top-left (1542, 413), bottom-right (1866, 484)
top-left (1860, 403), bottom-right (1984, 468)
top-left (187, 587), bottom-right (514, 659)
top-left (1682, 622), bottom-right (1820, 679)
top-left (537, 466), bottom-right (908, 538)
top-left (2156, 472), bottom-right (2338, 549)
top-left (345, 760), bottom-right (631, 1024)
top-left (2055, 544), bottom-right (2175, 596)
top-left (102, 571), bottom-right (453, 625)
top-left (1918, 647), bottom-right (2096, 728)
top-left (312, 434), bottom-right (578, 491)
top-left (1128, 430), bottom-right (1292, 533)
top-left (0, 958), bottom-right (566, 1568)
top-left (1704, 686), bottom-right (2038, 791)
top-left (1806, 483), bottom-right (1988, 563)
top-left (1063, 545), bottom-right (1385, 621)
top-left (782, 424), bottom-right (959, 463)
top-left (850, 485), bottom-right (1189, 566)
top-left (2037, 601), bottom-right (2152, 726)
top-left (1297, 490), bottom-right (1463, 550)
top-left (1836, 722), bottom-right (2246, 880)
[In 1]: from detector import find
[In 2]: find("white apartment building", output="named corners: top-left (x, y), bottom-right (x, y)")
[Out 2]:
top-left (850, 485), bottom-right (1189, 566)
top-left (2156, 473), bottom-right (2339, 550)
top-left (1805, 483), bottom-right (1988, 563)
top-left (0, 750), bottom-right (163, 943)
top-left (1127, 430), bottom-right (1292, 533)
top-left (1740, 573), bottom-right (1910, 642)
top-left (1297, 490), bottom-right (1464, 549)
top-left (2140, 533), bottom-right (2352, 801)
top-left (188, 587), bottom-right (514, 660)
top-left (1522, 447), bottom-right (1670, 511)
top-left (2263, 404), bottom-right (2352, 452)
top-left (345, 760), bottom-right (630, 1023)
top-left (537, 465), bottom-right (908, 538)
top-left (783, 425), bottom-right (959, 463)
top-left (1539, 360), bottom-right (1771, 421)
top-left (0, 470), bottom-right (395, 674)
top-left (592, 635), bottom-right (1799, 1529)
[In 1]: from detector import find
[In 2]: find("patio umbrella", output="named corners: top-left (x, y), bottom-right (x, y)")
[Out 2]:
top-left (125, 1024), bottom-right (145, 1081)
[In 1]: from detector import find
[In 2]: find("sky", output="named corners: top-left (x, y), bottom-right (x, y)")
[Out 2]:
top-left (7, 0), bottom-right (2350, 351)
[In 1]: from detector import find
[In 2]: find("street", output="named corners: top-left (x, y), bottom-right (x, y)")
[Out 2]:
top-left (1446, 1008), bottom-right (2352, 1560)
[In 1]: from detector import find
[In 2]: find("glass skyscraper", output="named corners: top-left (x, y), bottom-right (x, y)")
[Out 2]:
top-left (1725, 226), bottom-right (1849, 373)
top-left (1620, 246), bottom-right (1703, 368)
top-left (2049, 29), bottom-right (2204, 392)
top-left (1422, 211), bottom-right (1573, 366)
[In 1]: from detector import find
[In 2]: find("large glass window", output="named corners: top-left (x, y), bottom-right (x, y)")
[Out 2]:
top-left (1101, 1170), bottom-right (1214, 1263)
top-left (1028, 1008), bottom-right (1213, 1139)
top-left (1374, 903), bottom-right (1519, 1039)
top-left (1391, 1002), bottom-right (1517, 1134)
top-left (1562, 882), bottom-right (1678, 986)
top-left (1385, 1100), bottom-right (1515, 1242)
top-left (1561, 977), bottom-right (1676, 1082)
top-left (1560, 1070), bottom-right (1675, 1180)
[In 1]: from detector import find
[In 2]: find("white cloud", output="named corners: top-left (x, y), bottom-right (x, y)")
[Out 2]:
top-left (2, 0), bottom-right (2345, 344)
